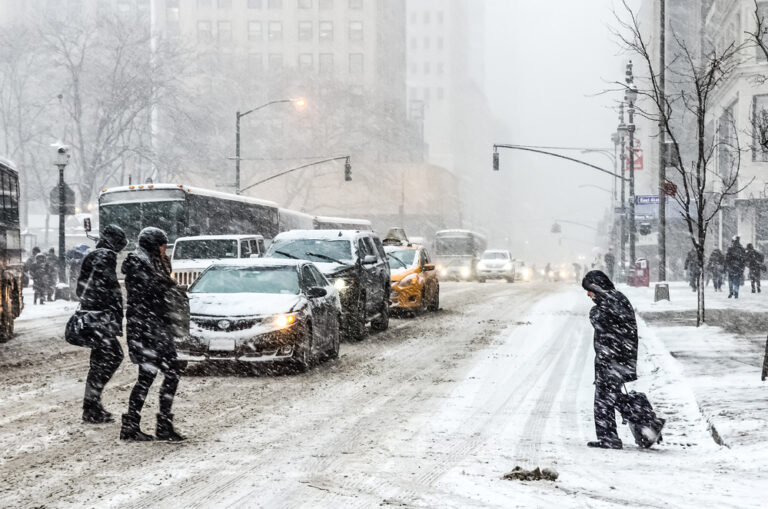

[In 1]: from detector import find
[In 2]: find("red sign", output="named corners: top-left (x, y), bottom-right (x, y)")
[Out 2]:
top-left (633, 149), bottom-right (643, 170)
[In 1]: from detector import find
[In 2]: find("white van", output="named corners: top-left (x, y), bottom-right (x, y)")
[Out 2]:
top-left (171, 235), bottom-right (265, 286)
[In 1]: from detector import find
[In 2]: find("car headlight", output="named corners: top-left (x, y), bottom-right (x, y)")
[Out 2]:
top-left (560, 271), bottom-right (567, 279)
top-left (398, 273), bottom-right (419, 288)
top-left (274, 313), bottom-right (297, 329)
top-left (503, 262), bottom-right (512, 270)
top-left (460, 267), bottom-right (471, 278)
top-left (334, 278), bottom-right (347, 291)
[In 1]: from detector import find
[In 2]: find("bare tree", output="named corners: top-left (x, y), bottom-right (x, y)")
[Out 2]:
top-left (616, 1), bottom-right (750, 325)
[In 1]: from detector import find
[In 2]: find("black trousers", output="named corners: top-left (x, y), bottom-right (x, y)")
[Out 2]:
top-left (84, 336), bottom-right (124, 407)
top-left (751, 272), bottom-right (761, 292)
top-left (127, 361), bottom-right (181, 418)
top-left (594, 378), bottom-right (623, 444)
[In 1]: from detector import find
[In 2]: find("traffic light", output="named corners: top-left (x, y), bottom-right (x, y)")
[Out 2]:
top-left (344, 158), bottom-right (352, 181)
top-left (493, 151), bottom-right (499, 171)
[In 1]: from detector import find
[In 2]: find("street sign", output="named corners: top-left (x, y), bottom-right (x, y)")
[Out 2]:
top-left (49, 184), bottom-right (76, 215)
top-left (635, 195), bottom-right (659, 205)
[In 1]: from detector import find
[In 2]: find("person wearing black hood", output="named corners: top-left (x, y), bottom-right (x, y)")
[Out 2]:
top-left (581, 270), bottom-right (638, 449)
top-left (745, 243), bottom-right (764, 294)
top-left (77, 225), bottom-right (128, 423)
top-left (120, 227), bottom-right (186, 442)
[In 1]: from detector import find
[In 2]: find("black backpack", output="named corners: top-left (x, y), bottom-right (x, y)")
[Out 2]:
top-left (618, 387), bottom-right (665, 448)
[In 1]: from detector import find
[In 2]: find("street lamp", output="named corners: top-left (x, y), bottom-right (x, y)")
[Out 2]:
top-left (617, 104), bottom-right (628, 282)
top-left (53, 144), bottom-right (70, 281)
top-left (625, 61), bottom-right (638, 272)
top-left (235, 97), bottom-right (307, 194)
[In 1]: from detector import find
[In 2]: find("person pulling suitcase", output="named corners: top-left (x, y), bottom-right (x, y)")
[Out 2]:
top-left (582, 270), bottom-right (664, 449)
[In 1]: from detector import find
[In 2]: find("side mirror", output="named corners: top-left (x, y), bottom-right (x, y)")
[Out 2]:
top-left (363, 255), bottom-right (377, 265)
top-left (83, 218), bottom-right (92, 233)
top-left (306, 287), bottom-right (327, 298)
top-left (423, 263), bottom-right (435, 272)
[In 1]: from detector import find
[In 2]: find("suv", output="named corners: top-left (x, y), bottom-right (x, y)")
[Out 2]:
top-left (171, 235), bottom-right (265, 286)
top-left (266, 230), bottom-right (390, 340)
top-left (477, 249), bottom-right (516, 283)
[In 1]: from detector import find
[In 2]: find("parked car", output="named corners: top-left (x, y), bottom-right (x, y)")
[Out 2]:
top-left (171, 234), bottom-right (265, 286)
top-left (477, 249), bottom-right (516, 283)
top-left (266, 230), bottom-right (390, 340)
top-left (176, 259), bottom-right (341, 372)
top-left (385, 243), bottom-right (439, 314)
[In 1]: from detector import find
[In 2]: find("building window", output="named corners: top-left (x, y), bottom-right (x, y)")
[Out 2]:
top-left (757, 3), bottom-right (768, 60)
top-left (248, 52), bottom-right (263, 72)
top-left (349, 21), bottom-right (363, 41)
top-left (718, 101), bottom-right (738, 179)
top-left (268, 53), bottom-right (284, 71)
top-left (319, 53), bottom-right (334, 74)
top-left (423, 62), bottom-right (430, 74)
top-left (319, 0), bottom-right (333, 8)
top-left (268, 21), bottom-right (283, 41)
top-left (298, 0), bottom-right (312, 8)
top-left (248, 0), bottom-right (262, 7)
top-left (409, 62), bottom-right (417, 74)
top-left (437, 11), bottom-right (444, 24)
top-left (423, 38), bottom-right (430, 50)
top-left (437, 62), bottom-right (444, 75)
top-left (437, 37), bottom-right (444, 50)
top-left (268, 0), bottom-right (282, 8)
top-left (423, 87), bottom-right (431, 101)
top-left (423, 11), bottom-right (430, 23)
top-left (409, 11), bottom-right (417, 24)
top-left (218, 21), bottom-right (232, 42)
top-left (319, 21), bottom-right (333, 41)
top-left (410, 37), bottom-right (417, 50)
top-left (349, 0), bottom-right (362, 8)
top-left (753, 95), bottom-right (768, 161)
top-left (198, 0), bottom-right (212, 7)
top-left (298, 53), bottom-right (313, 71)
top-left (437, 87), bottom-right (444, 100)
top-left (218, 0), bottom-right (232, 8)
top-left (248, 21), bottom-right (262, 41)
top-left (197, 20), bottom-right (213, 42)
top-left (298, 21), bottom-right (313, 41)
top-left (349, 53), bottom-right (363, 74)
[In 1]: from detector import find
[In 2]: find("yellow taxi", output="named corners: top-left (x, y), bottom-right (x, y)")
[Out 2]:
top-left (384, 243), bottom-right (440, 314)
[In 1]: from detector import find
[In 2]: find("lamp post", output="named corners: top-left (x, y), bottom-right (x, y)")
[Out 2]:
top-left (617, 103), bottom-right (628, 281)
top-left (625, 62), bottom-right (639, 274)
top-left (54, 146), bottom-right (70, 281)
top-left (235, 98), bottom-right (306, 195)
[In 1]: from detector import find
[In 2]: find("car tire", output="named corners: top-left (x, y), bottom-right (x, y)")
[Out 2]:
top-left (326, 314), bottom-right (341, 360)
top-left (292, 324), bottom-right (314, 373)
top-left (370, 296), bottom-right (389, 332)
top-left (346, 293), bottom-right (367, 342)
top-left (427, 285), bottom-right (440, 312)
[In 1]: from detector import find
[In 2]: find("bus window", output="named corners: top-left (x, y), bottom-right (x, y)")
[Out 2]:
top-left (240, 240), bottom-right (252, 258)
top-left (0, 170), bottom-right (7, 210)
top-left (8, 174), bottom-right (18, 219)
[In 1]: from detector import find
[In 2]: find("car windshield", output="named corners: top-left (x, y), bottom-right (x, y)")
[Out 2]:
top-left (174, 239), bottom-right (238, 260)
top-left (386, 249), bottom-right (417, 268)
top-left (435, 238), bottom-right (474, 256)
top-left (190, 266), bottom-right (299, 294)
top-left (267, 238), bottom-right (354, 264)
top-left (482, 252), bottom-right (508, 260)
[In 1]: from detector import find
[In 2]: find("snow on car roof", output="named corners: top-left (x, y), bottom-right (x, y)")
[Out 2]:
top-left (384, 244), bottom-right (419, 252)
top-left (273, 229), bottom-right (366, 241)
top-left (207, 258), bottom-right (306, 268)
top-left (484, 249), bottom-right (510, 254)
top-left (314, 215), bottom-right (372, 226)
top-left (175, 234), bottom-right (264, 242)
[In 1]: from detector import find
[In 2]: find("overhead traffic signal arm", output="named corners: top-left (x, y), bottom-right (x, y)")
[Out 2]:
top-left (492, 144), bottom-right (629, 181)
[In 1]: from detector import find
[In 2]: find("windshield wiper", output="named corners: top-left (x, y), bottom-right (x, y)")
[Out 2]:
top-left (306, 252), bottom-right (344, 265)
top-left (273, 250), bottom-right (300, 260)
top-left (386, 254), bottom-right (408, 269)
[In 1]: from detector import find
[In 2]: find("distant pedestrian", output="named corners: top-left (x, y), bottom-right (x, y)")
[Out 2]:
top-left (23, 246), bottom-right (41, 288)
top-left (684, 248), bottom-right (700, 292)
top-left (604, 249), bottom-right (616, 280)
top-left (67, 245), bottom-right (89, 300)
top-left (726, 236), bottom-right (746, 299)
top-left (707, 248), bottom-right (725, 292)
top-left (582, 270), bottom-right (639, 450)
top-left (76, 225), bottom-right (127, 424)
top-left (30, 253), bottom-right (48, 305)
top-left (45, 248), bottom-right (58, 301)
top-left (745, 243), bottom-right (765, 294)
top-left (120, 227), bottom-right (187, 442)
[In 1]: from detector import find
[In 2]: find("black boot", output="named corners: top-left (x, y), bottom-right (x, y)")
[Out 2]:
top-left (587, 439), bottom-right (623, 449)
top-left (120, 413), bottom-right (154, 441)
top-left (83, 400), bottom-right (114, 424)
top-left (156, 413), bottom-right (187, 442)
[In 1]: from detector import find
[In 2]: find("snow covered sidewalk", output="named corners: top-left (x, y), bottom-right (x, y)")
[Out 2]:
top-left (623, 282), bottom-right (768, 458)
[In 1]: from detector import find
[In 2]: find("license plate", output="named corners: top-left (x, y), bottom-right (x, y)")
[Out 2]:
top-left (209, 338), bottom-right (235, 351)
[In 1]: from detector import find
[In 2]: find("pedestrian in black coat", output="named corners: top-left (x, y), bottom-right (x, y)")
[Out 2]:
top-left (745, 243), bottom-right (764, 294)
top-left (45, 248), bottom-right (58, 301)
top-left (30, 253), bottom-right (48, 305)
top-left (77, 225), bottom-right (127, 423)
top-left (120, 227), bottom-right (186, 442)
top-left (684, 248), bottom-right (701, 292)
top-left (707, 248), bottom-right (725, 292)
top-left (726, 237), bottom-right (746, 299)
top-left (23, 246), bottom-right (41, 288)
top-left (582, 270), bottom-right (638, 450)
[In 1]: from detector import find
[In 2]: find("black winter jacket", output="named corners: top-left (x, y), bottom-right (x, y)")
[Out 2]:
top-left (726, 242), bottom-right (746, 278)
top-left (582, 270), bottom-right (638, 384)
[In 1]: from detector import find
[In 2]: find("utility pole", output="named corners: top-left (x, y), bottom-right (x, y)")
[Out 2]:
top-left (658, 0), bottom-right (667, 281)
top-left (235, 111), bottom-right (241, 194)
top-left (626, 62), bottom-right (638, 274)
top-left (619, 102), bottom-right (627, 281)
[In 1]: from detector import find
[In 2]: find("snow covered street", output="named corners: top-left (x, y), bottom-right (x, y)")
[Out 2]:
top-left (1, 282), bottom-right (765, 508)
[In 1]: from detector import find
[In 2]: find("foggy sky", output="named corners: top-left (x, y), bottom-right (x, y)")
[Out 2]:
top-left (484, 0), bottom-right (627, 265)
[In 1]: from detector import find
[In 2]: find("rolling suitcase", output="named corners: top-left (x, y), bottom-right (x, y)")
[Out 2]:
top-left (618, 386), bottom-right (665, 448)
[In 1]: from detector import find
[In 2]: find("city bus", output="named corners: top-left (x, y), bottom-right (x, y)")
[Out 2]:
top-left (433, 229), bottom-right (487, 281)
top-left (0, 157), bottom-right (23, 342)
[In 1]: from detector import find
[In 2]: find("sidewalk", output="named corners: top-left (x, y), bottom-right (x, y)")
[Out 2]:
top-left (622, 282), bottom-right (768, 459)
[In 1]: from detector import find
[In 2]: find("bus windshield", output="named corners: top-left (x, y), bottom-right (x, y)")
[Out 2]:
top-left (435, 238), bottom-right (474, 256)
top-left (100, 200), bottom-right (186, 248)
